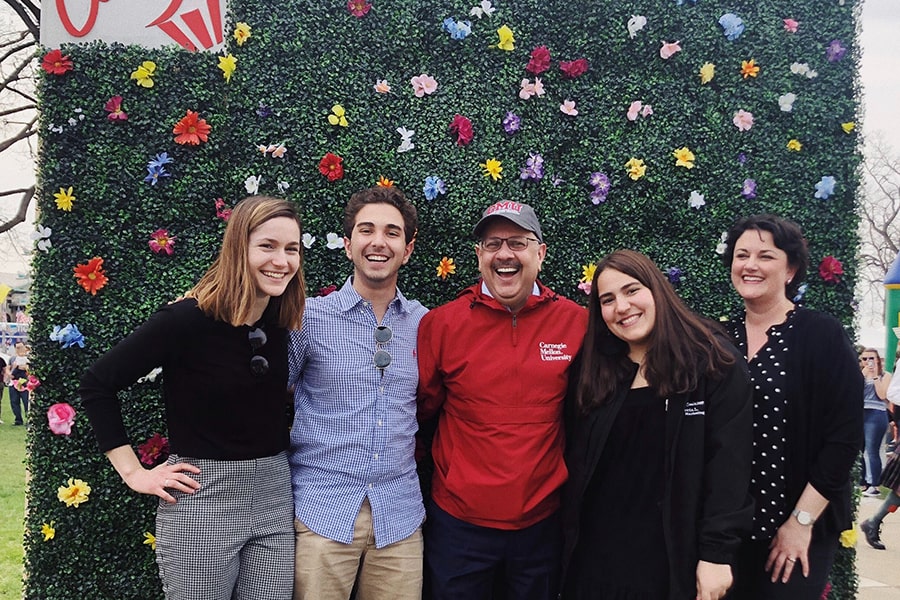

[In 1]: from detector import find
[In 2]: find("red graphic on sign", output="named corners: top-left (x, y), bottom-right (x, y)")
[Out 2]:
top-left (56, 0), bottom-right (111, 37)
top-left (147, 0), bottom-right (224, 51)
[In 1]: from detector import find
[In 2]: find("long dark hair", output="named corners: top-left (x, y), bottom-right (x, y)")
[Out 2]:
top-left (576, 250), bottom-right (735, 414)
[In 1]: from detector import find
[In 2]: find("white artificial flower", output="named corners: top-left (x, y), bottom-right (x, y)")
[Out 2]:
top-left (326, 233), bottom-right (345, 250)
top-left (689, 191), bottom-right (706, 209)
top-left (397, 126), bottom-right (415, 153)
top-left (31, 225), bottom-right (52, 252)
top-left (244, 175), bottom-right (262, 194)
top-left (715, 231), bottom-right (728, 255)
top-left (470, 0), bottom-right (495, 18)
top-left (627, 15), bottom-right (647, 38)
top-left (277, 181), bottom-right (290, 194)
top-left (778, 92), bottom-right (797, 112)
top-left (302, 232), bottom-right (315, 249)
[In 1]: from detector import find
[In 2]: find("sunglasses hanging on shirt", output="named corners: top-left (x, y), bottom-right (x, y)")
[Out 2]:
top-left (373, 325), bottom-right (393, 373)
top-left (248, 327), bottom-right (269, 376)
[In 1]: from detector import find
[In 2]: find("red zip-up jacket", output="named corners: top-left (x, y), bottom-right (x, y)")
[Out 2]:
top-left (417, 281), bottom-right (587, 529)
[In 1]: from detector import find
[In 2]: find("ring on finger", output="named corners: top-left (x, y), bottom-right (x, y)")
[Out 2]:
top-left (786, 557), bottom-right (795, 563)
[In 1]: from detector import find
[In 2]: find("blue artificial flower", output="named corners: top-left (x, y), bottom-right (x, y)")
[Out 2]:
top-left (144, 165), bottom-right (170, 186)
top-left (423, 176), bottom-right (446, 201)
top-left (814, 176), bottom-right (836, 199)
top-left (147, 152), bottom-right (174, 169)
top-left (792, 283), bottom-right (808, 303)
top-left (718, 13), bottom-right (745, 41)
top-left (442, 17), bottom-right (472, 40)
top-left (666, 267), bottom-right (682, 284)
top-left (50, 323), bottom-right (85, 349)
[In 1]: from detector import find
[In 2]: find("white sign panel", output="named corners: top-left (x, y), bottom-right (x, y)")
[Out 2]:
top-left (41, 0), bottom-right (227, 52)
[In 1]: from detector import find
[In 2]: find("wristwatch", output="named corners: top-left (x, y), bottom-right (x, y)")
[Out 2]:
top-left (791, 509), bottom-right (815, 526)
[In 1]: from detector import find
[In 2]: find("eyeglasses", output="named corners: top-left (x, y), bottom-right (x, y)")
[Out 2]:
top-left (248, 327), bottom-right (269, 376)
top-left (373, 325), bottom-right (392, 373)
top-left (479, 236), bottom-right (540, 252)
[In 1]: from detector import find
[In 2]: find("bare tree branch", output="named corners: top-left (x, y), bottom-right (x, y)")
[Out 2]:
top-left (0, 184), bottom-right (34, 233)
top-left (2, 0), bottom-right (39, 39)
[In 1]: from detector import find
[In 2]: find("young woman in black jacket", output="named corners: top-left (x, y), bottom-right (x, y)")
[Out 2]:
top-left (561, 249), bottom-right (754, 600)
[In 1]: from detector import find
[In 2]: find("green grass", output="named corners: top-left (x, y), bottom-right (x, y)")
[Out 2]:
top-left (0, 386), bottom-right (27, 599)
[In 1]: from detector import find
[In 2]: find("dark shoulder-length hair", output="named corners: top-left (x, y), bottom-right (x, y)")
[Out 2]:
top-left (187, 196), bottom-right (305, 329)
top-left (721, 214), bottom-right (809, 300)
top-left (576, 249), bottom-right (735, 414)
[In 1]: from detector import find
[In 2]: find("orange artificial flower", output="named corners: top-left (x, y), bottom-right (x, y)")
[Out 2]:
top-left (172, 110), bottom-right (211, 145)
top-left (436, 257), bottom-right (456, 280)
top-left (377, 176), bottom-right (394, 187)
top-left (73, 257), bottom-right (109, 295)
top-left (740, 59), bottom-right (760, 79)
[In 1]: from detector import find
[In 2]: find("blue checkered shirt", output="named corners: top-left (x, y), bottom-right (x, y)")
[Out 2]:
top-left (288, 278), bottom-right (427, 548)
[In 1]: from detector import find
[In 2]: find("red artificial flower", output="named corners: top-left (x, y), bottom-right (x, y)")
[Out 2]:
top-left (318, 152), bottom-right (344, 181)
top-left (104, 95), bottom-right (128, 121)
top-left (318, 284), bottom-right (338, 297)
top-left (42, 49), bottom-right (73, 75)
top-left (818, 256), bottom-right (844, 283)
top-left (347, 0), bottom-right (372, 17)
top-left (73, 256), bottom-right (109, 296)
top-left (560, 58), bottom-right (589, 79)
top-left (526, 45), bottom-right (551, 75)
top-left (172, 110), bottom-right (211, 145)
top-left (449, 114), bottom-right (473, 146)
top-left (214, 198), bottom-right (232, 221)
top-left (138, 433), bottom-right (170, 466)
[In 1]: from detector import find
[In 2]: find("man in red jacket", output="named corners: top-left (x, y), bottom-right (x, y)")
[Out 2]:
top-left (417, 200), bottom-right (588, 599)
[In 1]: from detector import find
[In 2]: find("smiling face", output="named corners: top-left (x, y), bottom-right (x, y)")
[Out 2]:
top-left (595, 267), bottom-right (656, 359)
top-left (475, 219), bottom-right (546, 313)
top-left (247, 216), bottom-right (302, 303)
top-left (344, 202), bottom-right (414, 294)
top-left (730, 229), bottom-right (796, 306)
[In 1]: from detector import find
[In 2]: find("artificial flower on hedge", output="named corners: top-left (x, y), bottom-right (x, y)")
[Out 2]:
top-left (410, 74), bottom-right (437, 97)
top-left (778, 93), bottom-right (797, 112)
top-left (423, 176), bottom-right (446, 201)
top-left (783, 18), bottom-right (799, 33)
top-left (214, 198), bottom-right (232, 221)
top-left (244, 175), bottom-right (261, 194)
top-left (840, 527), bottom-right (857, 548)
top-left (589, 172), bottom-right (610, 204)
top-left (627, 15), bottom-right (647, 38)
top-left (50, 324), bottom-right (85, 349)
top-left (258, 143), bottom-right (287, 158)
top-left (47, 403), bottom-right (76, 436)
top-left (396, 127), bottom-right (414, 153)
top-left (526, 46), bottom-right (550, 74)
top-left (41, 522), bottom-right (55, 541)
top-left (660, 41), bottom-right (681, 59)
top-left (130, 61), bottom-right (156, 88)
top-left (318, 153), bottom-right (345, 181)
top-left (470, 0), bottom-right (495, 18)
top-left (733, 109), bottom-right (754, 131)
top-left (625, 157), bottom-right (646, 180)
top-left (673, 147), bottom-right (695, 169)
top-left (374, 79), bottom-right (391, 93)
top-left (740, 59), bottom-right (760, 79)
top-left (494, 25), bottom-right (515, 51)
top-left (502, 111), bottom-right (521, 134)
top-left (815, 176), bottom-right (836, 199)
top-left (519, 78), bottom-right (545, 100)
top-left (302, 233), bottom-right (315, 248)
top-left (826, 40), bottom-right (847, 62)
top-left (689, 191), bottom-right (705, 209)
top-left (449, 114), bottom-right (473, 145)
top-left (325, 233), bottom-right (344, 249)
top-left (32, 224), bottom-right (52, 252)
top-left (41, 49), bottom-right (73, 75)
top-left (787, 139), bottom-right (802, 152)
top-left (442, 17), bottom-right (472, 40)
top-left (480, 158), bottom-right (503, 180)
top-left (520, 153), bottom-right (544, 181)
top-left (328, 105), bottom-right (348, 127)
top-left (58, 478), bottom-right (91, 508)
top-left (627, 100), bottom-right (652, 121)
top-left (149, 229), bottom-right (176, 255)
top-left (699, 62), bottom-right (715, 84)
top-left (377, 176), bottom-right (394, 187)
top-left (145, 152), bottom-right (173, 185)
top-left (436, 257), bottom-right (456, 280)
top-left (718, 13), bottom-right (745, 40)
top-left (841, 122), bottom-right (856, 133)
top-left (578, 263), bottom-right (596, 295)
top-left (560, 100), bottom-right (577, 116)
top-left (143, 532), bottom-right (157, 550)
top-left (233, 22), bottom-right (251, 45)
top-left (218, 53), bottom-right (237, 83)
top-left (666, 267), bottom-right (683, 284)
top-left (742, 179), bottom-right (757, 199)
top-left (819, 256), bottom-right (844, 283)
top-left (54, 186), bottom-right (75, 211)
top-left (173, 110), bottom-right (211, 145)
top-left (347, 0), bottom-right (372, 17)
top-left (559, 58), bottom-right (588, 78)
top-left (73, 257), bottom-right (109, 296)
top-left (138, 433), bottom-right (170, 466)
top-left (104, 96), bottom-right (128, 121)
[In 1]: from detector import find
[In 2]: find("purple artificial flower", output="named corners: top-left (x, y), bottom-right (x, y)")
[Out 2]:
top-left (590, 189), bottom-right (609, 205)
top-left (256, 102), bottom-right (274, 118)
top-left (741, 178), bottom-right (757, 199)
top-left (826, 40), bottom-right (846, 63)
top-left (551, 174), bottom-right (565, 187)
top-left (520, 152), bottom-right (545, 181)
top-left (503, 111), bottom-right (521, 134)
top-left (737, 152), bottom-right (748, 165)
top-left (666, 267), bottom-right (682, 284)
top-left (589, 171), bottom-right (611, 204)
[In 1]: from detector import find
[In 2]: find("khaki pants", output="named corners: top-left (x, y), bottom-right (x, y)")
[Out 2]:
top-left (293, 498), bottom-right (423, 600)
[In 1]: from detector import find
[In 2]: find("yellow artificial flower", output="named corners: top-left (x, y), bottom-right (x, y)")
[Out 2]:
top-left (218, 53), bottom-right (237, 83)
top-left (233, 22), bottom-right (252, 46)
top-left (787, 139), bottom-right (802, 152)
top-left (841, 121), bottom-right (856, 133)
top-left (740, 59), bottom-right (760, 79)
top-left (625, 157), bottom-right (646, 181)
top-left (54, 187), bottom-right (75, 211)
top-left (480, 158), bottom-right (503, 181)
top-left (377, 175), bottom-right (394, 187)
top-left (839, 528), bottom-right (857, 548)
top-left (328, 105), bottom-right (349, 127)
top-left (57, 478), bottom-right (91, 508)
top-left (673, 147), bottom-right (695, 169)
top-left (699, 62), bottom-right (715, 84)
top-left (580, 263), bottom-right (597, 284)
top-left (143, 532), bottom-right (157, 550)
top-left (130, 61), bottom-right (157, 88)
top-left (41, 522), bottom-right (56, 541)
top-left (436, 257), bottom-right (456, 280)
top-left (495, 25), bottom-right (515, 51)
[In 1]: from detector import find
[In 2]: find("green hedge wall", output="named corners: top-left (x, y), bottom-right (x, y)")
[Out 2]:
top-left (25, 0), bottom-right (862, 597)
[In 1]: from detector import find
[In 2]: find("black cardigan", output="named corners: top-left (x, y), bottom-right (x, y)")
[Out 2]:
top-left (561, 341), bottom-right (755, 600)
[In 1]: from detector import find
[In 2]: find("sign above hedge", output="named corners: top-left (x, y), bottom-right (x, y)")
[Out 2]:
top-left (41, 0), bottom-right (226, 51)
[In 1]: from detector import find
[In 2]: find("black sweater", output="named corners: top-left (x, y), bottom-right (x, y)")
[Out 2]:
top-left (80, 298), bottom-right (290, 460)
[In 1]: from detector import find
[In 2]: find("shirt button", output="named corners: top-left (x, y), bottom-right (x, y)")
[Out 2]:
top-left (377, 419), bottom-right (383, 426)
top-left (368, 483), bottom-right (373, 489)
top-left (374, 453), bottom-right (379, 460)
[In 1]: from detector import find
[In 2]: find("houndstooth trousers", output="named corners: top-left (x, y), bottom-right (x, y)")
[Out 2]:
top-left (156, 452), bottom-right (294, 600)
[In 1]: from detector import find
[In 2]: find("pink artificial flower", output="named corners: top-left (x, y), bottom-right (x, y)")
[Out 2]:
top-left (526, 46), bottom-right (551, 75)
top-left (783, 18), bottom-right (799, 33)
top-left (214, 198), bottom-right (232, 221)
top-left (660, 41), bottom-right (682, 59)
top-left (347, 0), bottom-right (372, 17)
top-left (577, 281), bottom-right (592, 295)
top-left (104, 95), bottom-right (128, 121)
top-left (819, 256), bottom-right (844, 283)
top-left (733, 109), bottom-right (754, 131)
top-left (449, 114), bottom-right (474, 146)
top-left (410, 74), bottom-right (438, 97)
top-left (560, 100), bottom-right (578, 116)
top-left (559, 58), bottom-right (588, 78)
top-left (138, 433), bottom-right (170, 466)
top-left (47, 403), bottom-right (77, 436)
top-left (373, 79), bottom-right (391, 93)
top-left (641, 104), bottom-right (653, 117)
top-left (519, 78), bottom-right (545, 100)
top-left (149, 228), bottom-right (176, 255)
top-left (627, 100), bottom-right (643, 121)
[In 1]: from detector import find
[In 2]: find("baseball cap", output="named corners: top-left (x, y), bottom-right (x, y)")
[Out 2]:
top-left (472, 201), bottom-right (543, 243)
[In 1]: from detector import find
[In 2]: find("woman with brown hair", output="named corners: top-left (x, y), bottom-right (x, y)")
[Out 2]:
top-left (561, 249), bottom-right (753, 600)
top-left (81, 196), bottom-right (305, 599)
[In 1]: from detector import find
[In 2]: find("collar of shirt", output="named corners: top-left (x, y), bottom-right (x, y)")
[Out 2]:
top-left (480, 281), bottom-right (540, 305)
top-left (334, 276), bottom-right (414, 317)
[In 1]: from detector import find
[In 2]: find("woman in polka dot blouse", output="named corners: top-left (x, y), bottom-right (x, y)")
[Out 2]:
top-left (722, 214), bottom-right (863, 600)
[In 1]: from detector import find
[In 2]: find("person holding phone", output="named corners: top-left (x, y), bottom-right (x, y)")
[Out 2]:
top-left (860, 348), bottom-right (892, 496)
